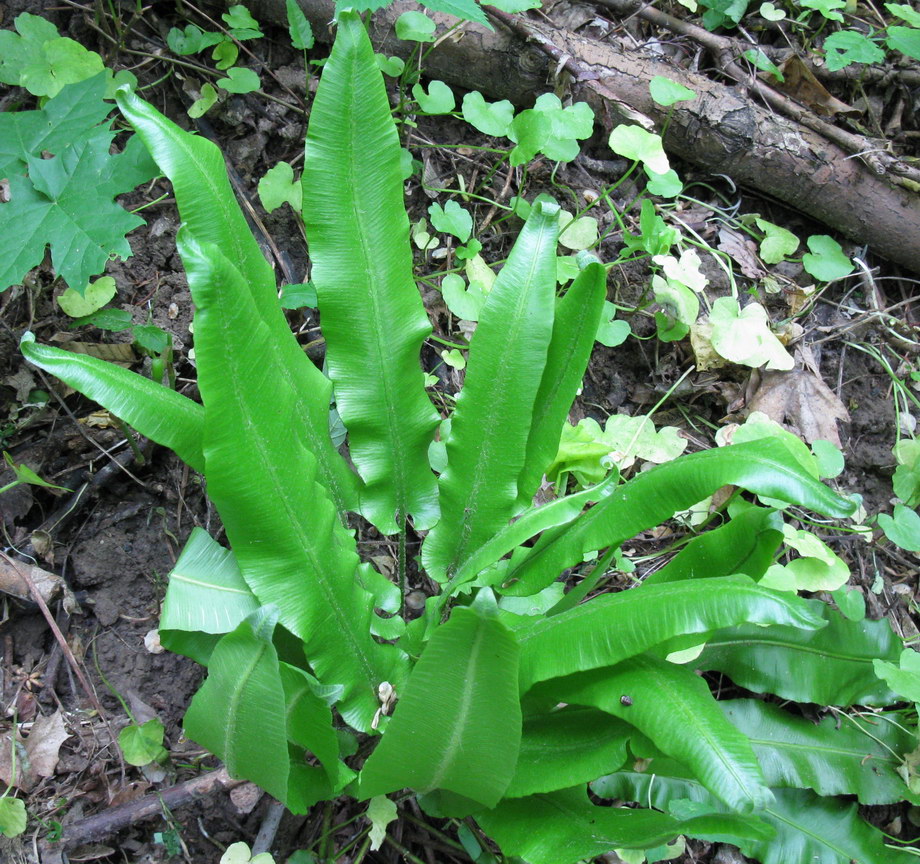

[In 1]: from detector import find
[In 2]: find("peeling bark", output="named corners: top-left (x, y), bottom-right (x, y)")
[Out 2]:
top-left (254, 0), bottom-right (920, 273)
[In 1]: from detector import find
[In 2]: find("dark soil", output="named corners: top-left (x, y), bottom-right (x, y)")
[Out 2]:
top-left (1, 1), bottom-right (918, 863)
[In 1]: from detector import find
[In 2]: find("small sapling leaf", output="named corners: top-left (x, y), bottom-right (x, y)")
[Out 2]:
top-left (801, 234), bottom-right (853, 281)
top-left (455, 238), bottom-right (482, 260)
top-left (421, 0), bottom-right (492, 27)
top-left (755, 218), bottom-right (799, 263)
top-left (759, 2), bottom-right (786, 20)
top-left (558, 211), bottom-right (598, 251)
top-left (367, 796), bottom-right (398, 851)
top-left (212, 40), bottom-right (240, 71)
top-left (831, 585), bottom-right (866, 622)
top-left (217, 67), bottom-right (261, 94)
top-left (411, 219), bottom-right (438, 251)
top-left (461, 91), bottom-right (514, 137)
top-left (441, 348), bottom-right (466, 370)
top-left (823, 31), bottom-right (885, 72)
top-left (286, 0), bottom-right (314, 49)
top-left (761, 525), bottom-right (850, 592)
top-left (70, 307), bottom-right (134, 331)
top-left (653, 275), bottom-right (699, 342)
top-left (887, 3), bottom-right (920, 27)
top-left (222, 5), bottom-right (264, 40)
top-left (220, 841), bottom-right (275, 864)
top-left (645, 167), bottom-right (683, 198)
top-left (596, 301), bottom-right (630, 347)
top-left (708, 297), bottom-right (794, 370)
top-left (874, 648), bottom-right (920, 700)
top-left (509, 95), bottom-right (594, 165)
top-left (429, 200), bottom-right (472, 241)
top-left (395, 11), bottom-right (437, 42)
top-left (374, 54), bottom-right (405, 76)
top-left (0, 797), bottom-right (27, 838)
top-left (441, 273), bottom-right (486, 320)
top-left (887, 26), bottom-right (920, 62)
top-left (654, 249), bottom-right (708, 292)
top-left (649, 76), bottom-right (696, 107)
top-left (412, 80), bottom-right (455, 114)
top-left (58, 276), bottom-right (117, 318)
top-left (811, 440), bottom-right (844, 478)
top-left (166, 24), bottom-right (222, 55)
top-left (118, 717), bottom-right (166, 766)
top-left (464, 253), bottom-right (496, 293)
top-left (801, 0), bottom-right (845, 20)
top-left (259, 161), bottom-right (302, 214)
top-left (188, 83), bottom-right (219, 118)
top-left (878, 505), bottom-right (920, 552)
top-left (556, 255), bottom-right (580, 284)
top-left (893, 439), bottom-right (920, 507)
top-left (608, 124), bottom-right (670, 174)
top-left (0, 12), bottom-right (105, 98)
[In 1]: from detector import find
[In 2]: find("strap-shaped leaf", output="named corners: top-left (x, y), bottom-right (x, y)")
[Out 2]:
top-left (517, 261), bottom-right (606, 504)
top-left (360, 594), bottom-right (521, 807)
top-left (698, 605), bottom-right (900, 706)
top-left (301, 12), bottom-right (438, 534)
top-left (115, 88), bottom-right (359, 518)
top-left (594, 773), bottom-right (915, 864)
top-left (505, 707), bottom-right (631, 798)
top-left (451, 474), bottom-right (618, 589)
top-left (424, 198), bottom-right (561, 579)
top-left (557, 655), bottom-right (772, 813)
top-left (160, 527), bottom-right (258, 634)
top-left (280, 662), bottom-right (352, 793)
top-left (501, 439), bottom-right (856, 597)
top-left (643, 505), bottom-right (784, 586)
top-left (20, 333), bottom-right (204, 472)
top-left (722, 699), bottom-right (919, 805)
top-left (517, 576), bottom-right (823, 692)
top-left (476, 786), bottom-right (772, 864)
top-left (180, 232), bottom-right (401, 731)
top-left (183, 608), bottom-right (305, 811)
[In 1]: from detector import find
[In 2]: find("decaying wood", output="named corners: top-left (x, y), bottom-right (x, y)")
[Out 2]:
top-left (47, 766), bottom-right (245, 849)
top-left (254, 0), bottom-right (920, 274)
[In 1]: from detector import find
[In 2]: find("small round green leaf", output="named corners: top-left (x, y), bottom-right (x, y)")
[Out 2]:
top-left (649, 76), bottom-right (696, 107)
top-left (461, 91), bottom-right (514, 137)
top-left (188, 82), bottom-right (219, 118)
top-left (824, 30), bottom-right (885, 72)
top-left (216, 66), bottom-right (260, 94)
top-left (755, 218), bottom-right (799, 264)
top-left (878, 504), bottom-right (920, 552)
top-left (412, 79), bottom-right (455, 114)
top-left (429, 200), bottom-right (472, 242)
top-left (118, 717), bottom-right (166, 766)
top-left (58, 276), bottom-right (117, 317)
top-left (645, 167), bottom-right (683, 198)
top-left (802, 234), bottom-right (853, 281)
top-left (608, 124), bottom-right (669, 174)
top-left (374, 54), bottom-right (405, 77)
top-left (258, 161), bottom-right (302, 214)
top-left (0, 797), bottom-right (27, 838)
top-left (395, 11), bottom-right (436, 42)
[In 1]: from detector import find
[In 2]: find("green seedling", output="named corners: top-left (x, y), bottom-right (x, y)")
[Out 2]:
top-left (286, 0), bottom-right (315, 50)
top-left (1, 451), bottom-right (70, 495)
top-left (19, 13), bottom-right (918, 864)
top-left (0, 12), bottom-right (136, 99)
top-left (0, 720), bottom-right (27, 839)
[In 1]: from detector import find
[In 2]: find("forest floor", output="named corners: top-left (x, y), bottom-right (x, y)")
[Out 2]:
top-left (0, 1), bottom-right (918, 863)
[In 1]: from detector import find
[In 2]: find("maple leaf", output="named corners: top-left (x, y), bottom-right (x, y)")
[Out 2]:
top-left (0, 73), bottom-right (156, 293)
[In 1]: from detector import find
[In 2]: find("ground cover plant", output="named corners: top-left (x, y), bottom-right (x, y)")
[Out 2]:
top-left (10, 7), bottom-right (920, 863)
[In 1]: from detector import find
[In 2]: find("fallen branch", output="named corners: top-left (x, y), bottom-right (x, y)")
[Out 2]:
top-left (254, 0), bottom-right (920, 273)
top-left (47, 766), bottom-right (245, 849)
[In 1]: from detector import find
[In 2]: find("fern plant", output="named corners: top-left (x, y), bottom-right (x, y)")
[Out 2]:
top-left (21, 12), bottom-right (918, 863)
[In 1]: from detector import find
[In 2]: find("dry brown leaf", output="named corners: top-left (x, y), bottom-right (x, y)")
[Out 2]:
top-left (689, 321), bottom-right (727, 372)
top-left (26, 709), bottom-right (70, 778)
top-left (0, 557), bottom-right (78, 612)
top-left (61, 341), bottom-right (136, 366)
top-left (747, 349), bottom-right (849, 446)
top-left (775, 56), bottom-right (860, 118)
top-left (717, 227), bottom-right (765, 278)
